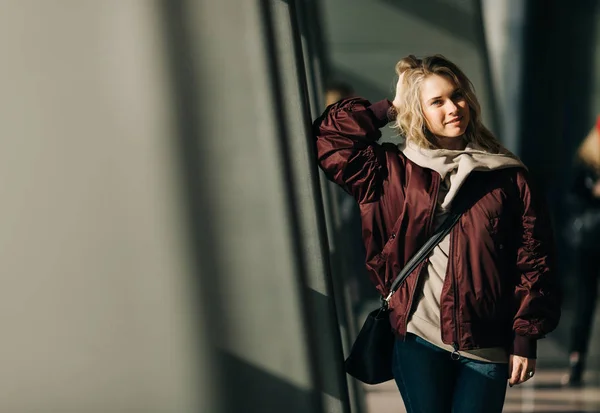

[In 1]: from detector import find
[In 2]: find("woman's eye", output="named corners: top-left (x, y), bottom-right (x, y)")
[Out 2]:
top-left (432, 100), bottom-right (442, 106)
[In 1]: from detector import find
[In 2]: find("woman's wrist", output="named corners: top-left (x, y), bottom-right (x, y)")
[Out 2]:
top-left (368, 99), bottom-right (394, 126)
top-left (512, 335), bottom-right (538, 359)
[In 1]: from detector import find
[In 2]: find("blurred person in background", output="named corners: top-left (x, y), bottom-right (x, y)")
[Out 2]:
top-left (325, 81), bottom-right (354, 106)
top-left (313, 55), bottom-right (561, 412)
top-left (562, 115), bottom-right (600, 387)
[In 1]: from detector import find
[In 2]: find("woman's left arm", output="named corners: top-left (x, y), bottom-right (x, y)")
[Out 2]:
top-left (511, 170), bottom-right (562, 377)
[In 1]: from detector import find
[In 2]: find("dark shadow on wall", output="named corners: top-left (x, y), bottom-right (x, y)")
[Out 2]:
top-left (218, 351), bottom-right (320, 413)
top-left (306, 287), bottom-right (352, 398)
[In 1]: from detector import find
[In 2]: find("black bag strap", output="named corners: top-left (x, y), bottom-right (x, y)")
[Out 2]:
top-left (383, 209), bottom-right (463, 306)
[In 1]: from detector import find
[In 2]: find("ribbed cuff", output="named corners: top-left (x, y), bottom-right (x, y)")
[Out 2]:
top-left (512, 335), bottom-right (538, 359)
top-left (368, 99), bottom-right (394, 127)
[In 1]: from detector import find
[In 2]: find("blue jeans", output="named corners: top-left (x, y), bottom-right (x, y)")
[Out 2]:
top-left (392, 334), bottom-right (508, 413)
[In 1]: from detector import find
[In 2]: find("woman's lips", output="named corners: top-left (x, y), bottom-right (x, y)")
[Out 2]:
top-left (446, 116), bottom-right (463, 125)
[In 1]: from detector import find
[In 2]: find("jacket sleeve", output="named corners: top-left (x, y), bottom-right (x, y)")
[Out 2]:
top-left (511, 170), bottom-right (562, 358)
top-left (313, 97), bottom-right (393, 204)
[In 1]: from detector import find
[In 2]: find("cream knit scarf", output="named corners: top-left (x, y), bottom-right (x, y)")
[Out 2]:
top-left (400, 140), bottom-right (526, 210)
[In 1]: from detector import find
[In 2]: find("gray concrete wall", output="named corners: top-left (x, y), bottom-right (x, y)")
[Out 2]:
top-left (0, 2), bottom-right (202, 412)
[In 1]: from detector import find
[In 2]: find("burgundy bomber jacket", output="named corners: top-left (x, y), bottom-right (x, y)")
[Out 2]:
top-left (313, 97), bottom-right (561, 358)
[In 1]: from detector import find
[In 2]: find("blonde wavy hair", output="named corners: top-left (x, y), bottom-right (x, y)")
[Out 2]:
top-left (393, 54), bottom-right (502, 153)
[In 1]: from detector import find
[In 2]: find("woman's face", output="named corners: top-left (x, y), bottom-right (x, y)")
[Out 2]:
top-left (420, 74), bottom-right (470, 146)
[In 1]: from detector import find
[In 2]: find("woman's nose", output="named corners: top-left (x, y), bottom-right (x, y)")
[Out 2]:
top-left (446, 100), bottom-right (459, 114)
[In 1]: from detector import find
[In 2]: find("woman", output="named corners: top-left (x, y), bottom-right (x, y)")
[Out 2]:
top-left (313, 55), bottom-right (561, 412)
top-left (562, 116), bottom-right (600, 387)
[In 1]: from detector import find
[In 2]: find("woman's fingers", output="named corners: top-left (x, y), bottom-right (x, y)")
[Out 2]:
top-left (519, 363), bottom-right (531, 383)
top-left (509, 355), bottom-right (523, 387)
top-left (522, 359), bottom-right (537, 384)
top-left (509, 355), bottom-right (537, 386)
top-left (392, 72), bottom-right (405, 108)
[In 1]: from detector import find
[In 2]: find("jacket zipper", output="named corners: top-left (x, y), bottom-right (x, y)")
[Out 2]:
top-left (449, 227), bottom-right (461, 360)
top-left (404, 174), bottom-right (441, 336)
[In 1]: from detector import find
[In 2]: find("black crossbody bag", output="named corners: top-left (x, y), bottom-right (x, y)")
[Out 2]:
top-left (344, 209), bottom-right (463, 384)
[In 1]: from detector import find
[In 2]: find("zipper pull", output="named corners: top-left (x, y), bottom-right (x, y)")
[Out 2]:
top-left (451, 342), bottom-right (461, 361)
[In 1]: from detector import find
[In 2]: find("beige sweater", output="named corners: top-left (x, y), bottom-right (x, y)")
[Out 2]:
top-left (401, 141), bottom-right (524, 363)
